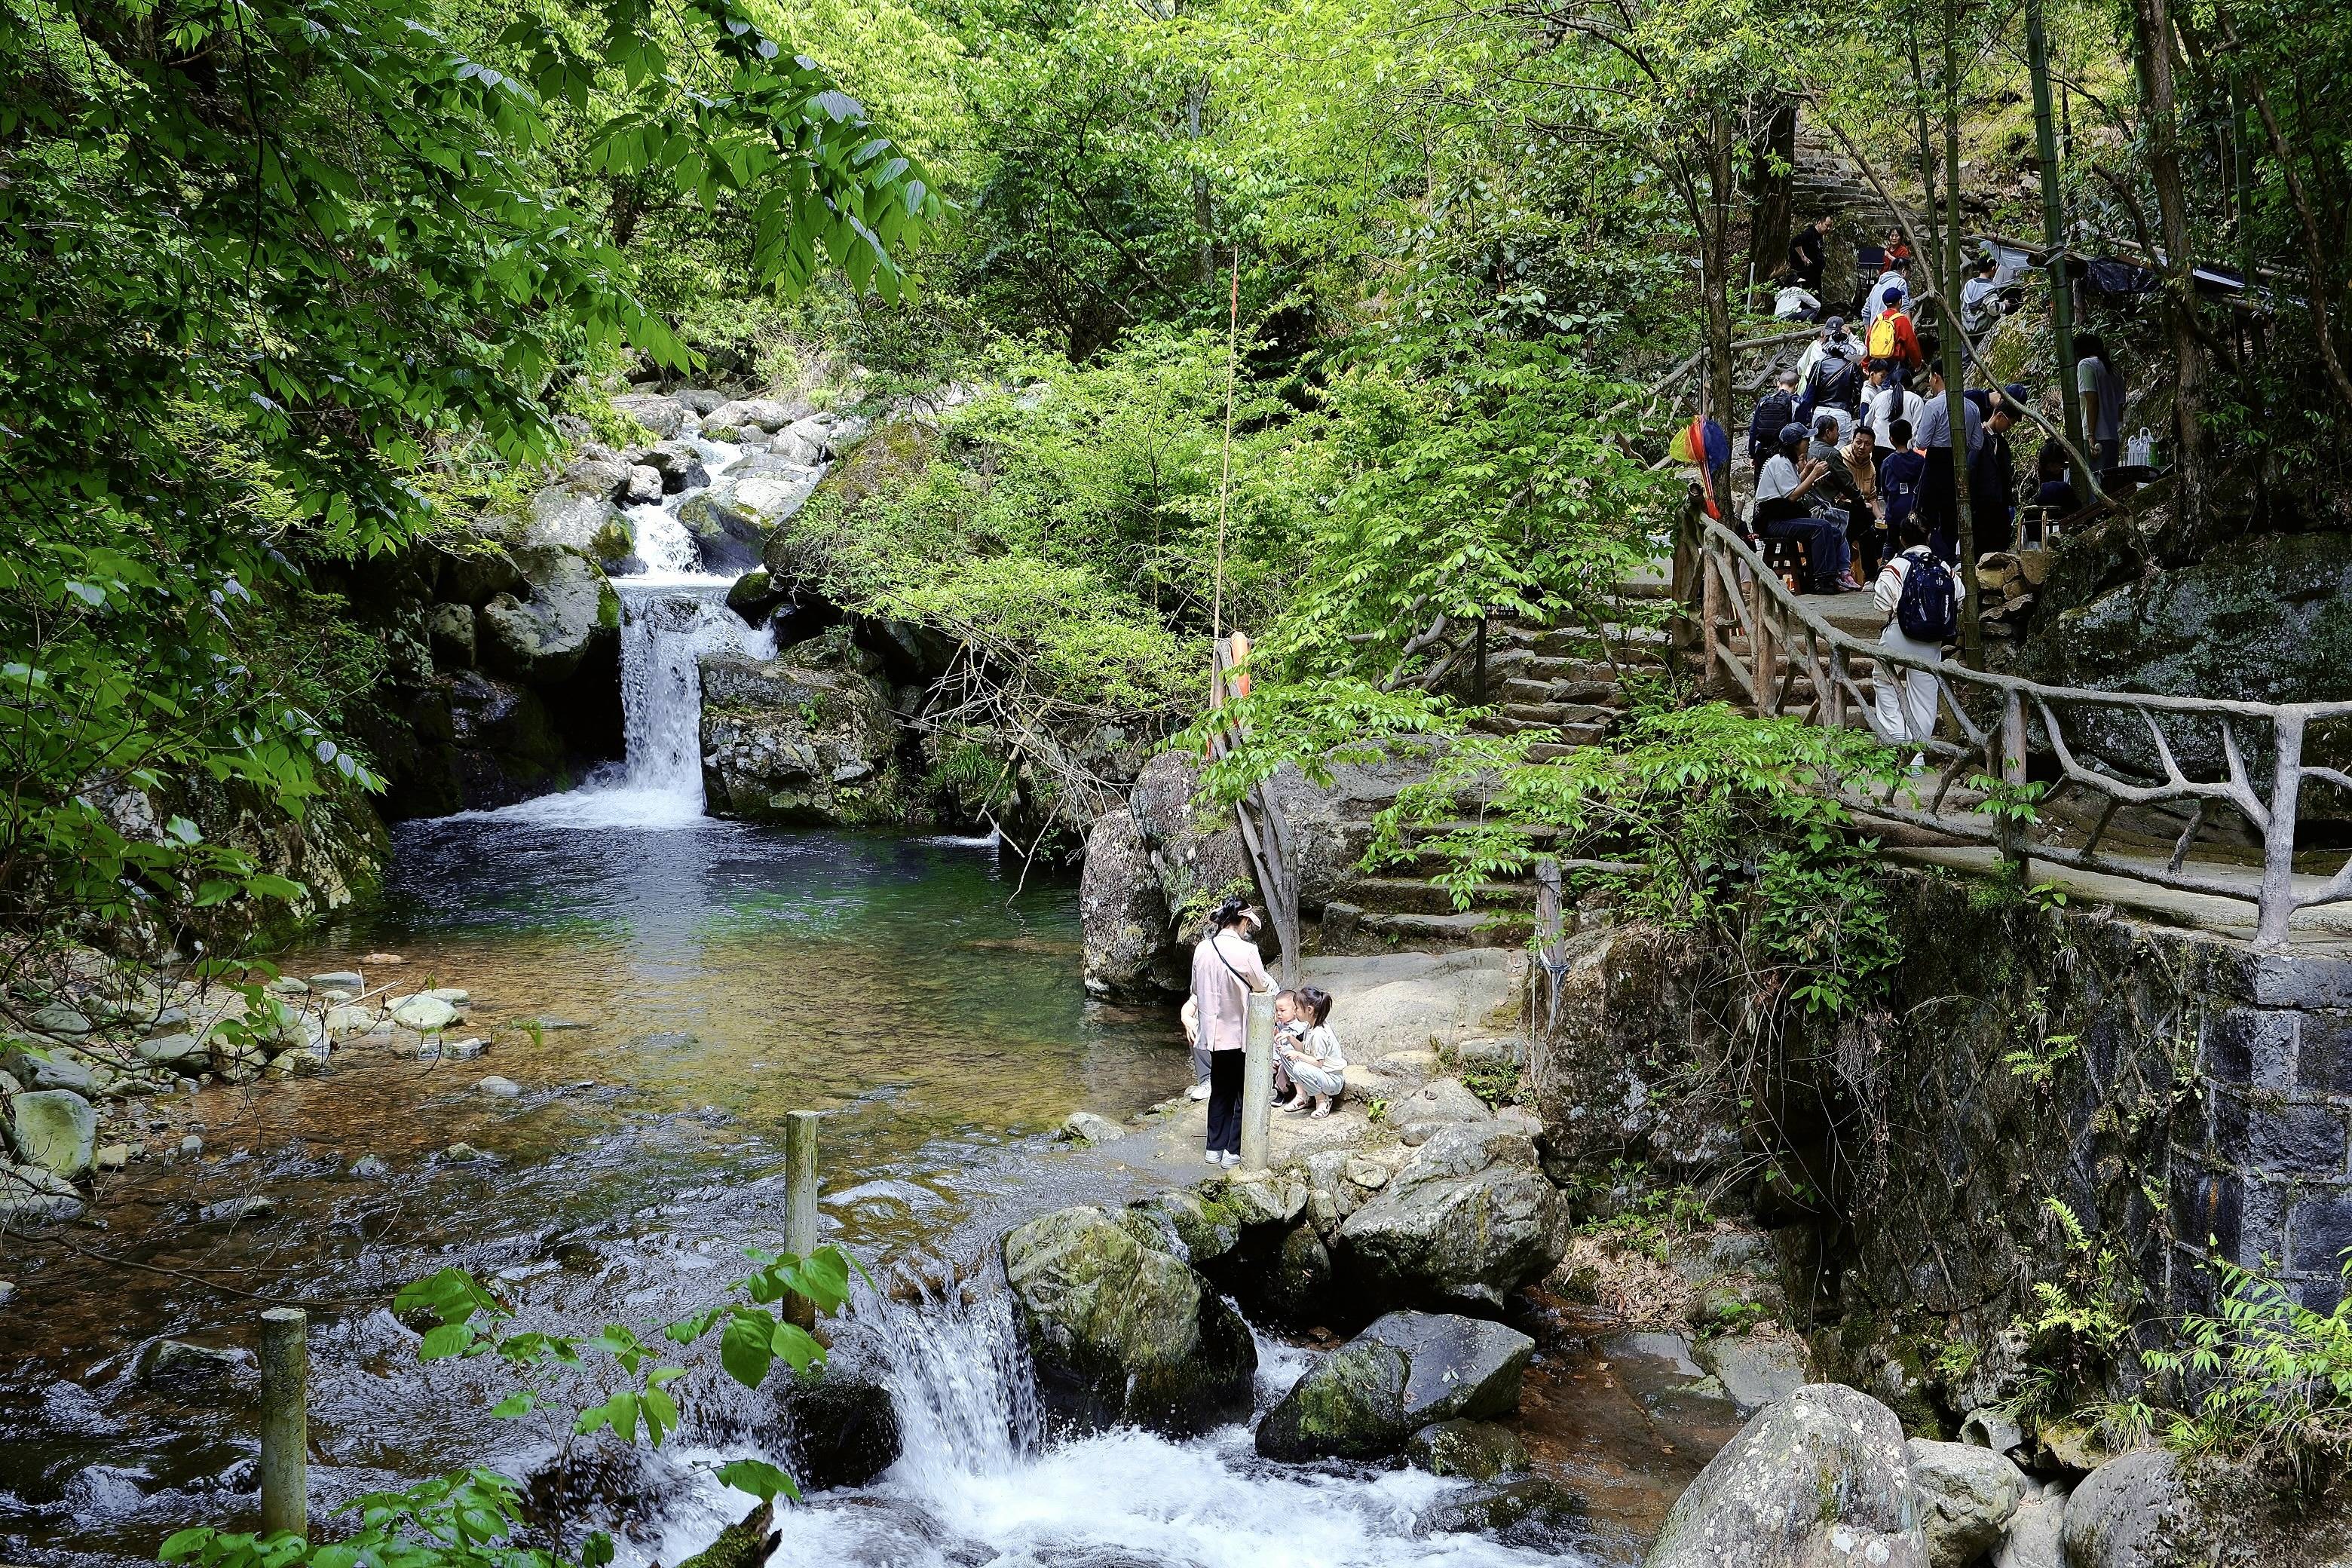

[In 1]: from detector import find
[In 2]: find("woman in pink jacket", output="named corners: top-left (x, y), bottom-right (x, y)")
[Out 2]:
top-left (1190, 896), bottom-right (1271, 1168)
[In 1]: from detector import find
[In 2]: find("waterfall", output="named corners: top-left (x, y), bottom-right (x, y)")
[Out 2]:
top-left (616, 583), bottom-right (776, 804)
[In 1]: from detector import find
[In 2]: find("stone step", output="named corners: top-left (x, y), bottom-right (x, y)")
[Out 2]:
top-left (1524, 737), bottom-right (1607, 761)
top-left (1346, 908), bottom-right (1534, 948)
top-left (1499, 700), bottom-right (1616, 726)
top-left (1474, 718), bottom-right (1612, 744)
top-left (1496, 675), bottom-right (1622, 707)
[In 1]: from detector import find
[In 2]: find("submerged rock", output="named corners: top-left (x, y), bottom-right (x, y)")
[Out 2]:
top-left (1420, 1475), bottom-right (1583, 1542)
top-left (772, 1369), bottom-right (902, 1491)
top-left (1060, 1111), bottom-right (1126, 1145)
top-left (1257, 1310), bottom-right (1532, 1462)
top-left (1000, 1204), bottom-right (1256, 1437)
top-left (1403, 1418), bottom-right (1530, 1481)
top-left (1643, 1383), bottom-right (1925, 1568)
top-left (136, 1338), bottom-right (250, 1389)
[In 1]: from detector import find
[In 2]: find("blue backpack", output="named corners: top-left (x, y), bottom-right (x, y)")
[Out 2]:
top-left (1895, 549), bottom-right (1958, 642)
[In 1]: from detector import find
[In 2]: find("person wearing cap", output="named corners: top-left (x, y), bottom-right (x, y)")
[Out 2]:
top-left (1795, 315), bottom-right (1862, 386)
top-left (1866, 282), bottom-right (1924, 389)
top-left (1753, 421), bottom-right (1859, 593)
top-left (1190, 896), bottom-right (1272, 1168)
top-left (1865, 256), bottom-right (1911, 324)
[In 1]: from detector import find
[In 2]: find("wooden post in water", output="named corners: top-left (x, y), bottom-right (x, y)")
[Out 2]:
top-left (783, 1110), bottom-right (819, 1331)
top-left (1239, 991), bottom-right (1275, 1173)
top-left (259, 1307), bottom-right (308, 1540)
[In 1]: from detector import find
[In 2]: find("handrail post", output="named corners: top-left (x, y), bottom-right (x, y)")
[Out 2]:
top-left (1701, 547), bottom-right (1726, 696)
top-left (1239, 991), bottom-right (1275, 1172)
top-left (2258, 713), bottom-right (2305, 948)
top-left (1533, 857), bottom-right (1565, 1037)
top-left (1746, 568), bottom-right (1772, 712)
top-left (783, 1110), bottom-right (819, 1330)
top-left (1999, 691), bottom-right (2029, 868)
top-left (259, 1308), bottom-right (308, 1540)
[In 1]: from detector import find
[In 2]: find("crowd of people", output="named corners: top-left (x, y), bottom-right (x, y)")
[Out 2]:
top-left (1181, 897), bottom-right (1350, 1165)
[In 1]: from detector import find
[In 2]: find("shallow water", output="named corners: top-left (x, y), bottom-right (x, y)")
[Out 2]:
top-left (2, 552), bottom-right (1725, 1568)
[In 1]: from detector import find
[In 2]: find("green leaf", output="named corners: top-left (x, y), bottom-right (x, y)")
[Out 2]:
top-left (713, 1458), bottom-right (801, 1504)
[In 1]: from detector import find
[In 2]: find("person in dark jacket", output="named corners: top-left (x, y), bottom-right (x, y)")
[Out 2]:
top-left (1788, 215), bottom-right (1832, 292)
top-left (2033, 439), bottom-right (2079, 513)
top-left (1748, 370), bottom-right (1801, 472)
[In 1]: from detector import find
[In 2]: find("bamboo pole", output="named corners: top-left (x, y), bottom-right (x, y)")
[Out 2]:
top-left (2026, 0), bottom-right (2086, 495)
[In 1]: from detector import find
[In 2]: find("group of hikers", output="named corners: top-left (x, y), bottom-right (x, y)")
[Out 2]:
top-left (1741, 216), bottom-right (2129, 741)
top-left (1180, 896), bottom-right (1347, 1165)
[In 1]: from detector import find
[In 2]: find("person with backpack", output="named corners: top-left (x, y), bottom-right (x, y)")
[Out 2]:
top-left (1799, 339), bottom-right (1861, 425)
top-left (1877, 417), bottom-right (1926, 534)
top-left (1754, 421), bottom-right (1860, 593)
top-left (1867, 283), bottom-right (1924, 387)
top-left (1960, 255), bottom-right (2005, 333)
top-left (1864, 256), bottom-right (1911, 325)
top-left (1748, 369), bottom-right (1801, 473)
top-left (1873, 516), bottom-right (1952, 746)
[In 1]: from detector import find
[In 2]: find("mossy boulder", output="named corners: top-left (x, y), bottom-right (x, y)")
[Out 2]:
top-left (1334, 1124), bottom-right (1567, 1311)
top-left (1000, 1204), bottom-right (1257, 1437)
top-left (8, 1089), bottom-right (96, 1179)
top-left (697, 644), bottom-right (904, 826)
top-left (678, 494), bottom-right (765, 574)
top-left (1254, 1339), bottom-right (1411, 1461)
top-left (477, 545), bottom-right (620, 684)
top-left (1129, 1188), bottom-right (1244, 1266)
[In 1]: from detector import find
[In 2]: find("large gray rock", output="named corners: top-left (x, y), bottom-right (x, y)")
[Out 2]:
top-left (1256, 1339), bottom-right (1412, 1460)
top-left (1335, 1124), bottom-right (1566, 1310)
top-left (1996, 1488), bottom-right (2066, 1568)
top-left (1130, 751), bottom-right (1252, 937)
top-left (677, 494), bottom-right (765, 574)
top-left (639, 439), bottom-right (709, 493)
top-left (1358, 1310), bottom-right (1533, 1423)
top-left (1697, 1333), bottom-right (1813, 1413)
top-left (703, 397), bottom-right (803, 437)
top-left (724, 467), bottom-right (825, 527)
top-left (427, 602), bottom-right (476, 668)
top-left (699, 641), bottom-right (902, 825)
top-left (523, 482), bottom-right (632, 560)
top-left (1390, 1076), bottom-right (1494, 1140)
top-left (611, 393), bottom-right (691, 440)
top-left (9, 1089), bottom-right (96, 1178)
top-left (1906, 1438), bottom-right (2023, 1566)
top-left (1, 1162), bottom-right (86, 1221)
top-left (1643, 1383), bottom-right (1926, 1568)
top-left (1080, 809), bottom-right (1174, 999)
top-left (2, 1041), bottom-right (100, 1094)
top-left (1000, 1205), bottom-right (1256, 1436)
top-left (2060, 1448), bottom-right (2194, 1568)
top-left (477, 546), bottom-right (620, 683)
top-left (561, 452), bottom-right (632, 501)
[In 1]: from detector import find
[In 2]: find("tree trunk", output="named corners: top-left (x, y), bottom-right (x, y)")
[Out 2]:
top-left (1704, 112), bottom-right (1738, 442)
top-left (1746, 100), bottom-right (1798, 300)
top-left (1941, 0), bottom-right (1981, 666)
top-left (2130, 0), bottom-right (2210, 529)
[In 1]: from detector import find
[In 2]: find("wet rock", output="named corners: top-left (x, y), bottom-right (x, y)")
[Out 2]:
top-left (773, 1370), bottom-right (902, 1491)
top-left (1059, 1111), bottom-right (1125, 1145)
top-left (0, 1280), bottom-right (14, 1306)
top-left (1080, 809), bottom-right (1174, 999)
top-left (675, 1499), bottom-right (777, 1568)
top-left (1404, 1418), bottom-right (1530, 1481)
top-left (1695, 1332), bottom-right (1811, 1413)
top-left (1643, 1384), bottom-right (1926, 1568)
top-left (726, 568), bottom-right (789, 626)
top-left (1421, 1475), bottom-right (1584, 1541)
top-left (1906, 1438), bottom-right (2023, 1566)
top-left (1128, 1189), bottom-right (1242, 1266)
top-left (8, 1089), bottom-right (96, 1178)
top-left (1000, 1204), bottom-right (1256, 1437)
top-left (2, 1042), bottom-right (100, 1094)
top-left (703, 398), bottom-right (803, 438)
top-left (351, 1153), bottom-right (392, 1179)
top-left (441, 1142), bottom-right (488, 1162)
top-left (477, 545), bottom-right (620, 684)
top-left (1215, 1171), bottom-right (1308, 1229)
top-left (445, 1037), bottom-right (485, 1061)
top-left (390, 994), bottom-right (458, 1033)
top-left (2060, 1447), bottom-right (2195, 1568)
top-left (308, 972), bottom-right (364, 991)
top-left (1335, 1124), bottom-right (1566, 1311)
top-left (136, 1338), bottom-right (250, 1389)
top-left (623, 464), bottom-right (664, 505)
top-left (698, 647), bottom-right (902, 826)
top-left (1258, 1223), bottom-right (1332, 1323)
top-left (476, 1076), bottom-right (522, 1098)
top-left (1358, 1310), bottom-right (1534, 1423)
top-left (1255, 1338), bottom-right (1411, 1461)
top-left (639, 439), bottom-right (709, 493)
top-left (194, 1196), bottom-right (277, 1226)
top-left (0, 1162), bottom-right (86, 1222)
top-left (678, 493), bottom-right (764, 574)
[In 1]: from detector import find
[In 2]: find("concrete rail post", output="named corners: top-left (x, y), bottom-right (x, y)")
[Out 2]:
top-left (783, 1110), bottom-right (819, 1331)
top-left (1239, 991), bottom-right (1276, 1173)
top-left (259, 1308), bottom-right (308, 1541)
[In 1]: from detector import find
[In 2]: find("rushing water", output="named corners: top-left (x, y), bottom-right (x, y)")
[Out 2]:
top-left (0, 420), bottom-right (1726, 1568)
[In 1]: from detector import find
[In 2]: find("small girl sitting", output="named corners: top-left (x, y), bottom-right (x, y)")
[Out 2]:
top-left (1277, 986), bottom-right (1346, 1118)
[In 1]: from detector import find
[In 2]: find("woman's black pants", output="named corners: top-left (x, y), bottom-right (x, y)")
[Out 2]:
top-left (1205, 1049), bottom-right (1245, 1156)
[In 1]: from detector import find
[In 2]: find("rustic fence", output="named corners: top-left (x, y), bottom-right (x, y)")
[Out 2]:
top-left (1692, 516), bottom-right (2352, 947)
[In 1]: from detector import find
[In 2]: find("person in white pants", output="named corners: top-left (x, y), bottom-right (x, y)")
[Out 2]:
top-left (1872, 517), bottom-right (1944, 745)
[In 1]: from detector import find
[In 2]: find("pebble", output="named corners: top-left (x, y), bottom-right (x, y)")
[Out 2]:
top-left (194, 1196), bottom-right (276, 1225)
top-left (477, 1076), bottom-right (522, 1098)
top-left (179, 1135), bottom-right (203, 1157)
top-left (360, 952), bottom-right (407, 965)
top-left (308, 972), bottom-right (364, 991)
top-left (94, 1144), bottom-right (130, 1171)
top-left (350, 1153), bottom-right (392, 1179)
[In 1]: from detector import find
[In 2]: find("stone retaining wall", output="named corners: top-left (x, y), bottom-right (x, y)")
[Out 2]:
top-left (1529, 866), bottom-right (2352, 1325)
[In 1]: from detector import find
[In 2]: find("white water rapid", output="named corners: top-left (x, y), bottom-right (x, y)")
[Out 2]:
top-left (658, 1283), bottom-right (1589, 1568)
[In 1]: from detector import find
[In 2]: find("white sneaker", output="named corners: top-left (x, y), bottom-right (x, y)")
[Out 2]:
top-left (1187, 1082), bottom-right (1211, 1101)
top-left (1205, 1151), bottom-right (1223, 1165)
top-left (1220, 1152), bottom-right (1240, 1168)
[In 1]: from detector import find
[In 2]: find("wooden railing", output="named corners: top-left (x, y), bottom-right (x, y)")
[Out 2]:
top-left (1208, 635), bottom-right (1304, 983)
top-left (1692, 517), bottom-right (2352, 947)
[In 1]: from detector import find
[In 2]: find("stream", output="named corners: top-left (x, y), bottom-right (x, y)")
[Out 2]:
top-left (0, 434), bottom-right (1733, 1568)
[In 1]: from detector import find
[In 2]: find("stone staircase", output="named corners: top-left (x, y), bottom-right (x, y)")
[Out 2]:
top-left (1310, 598), bottom-right (1669, 955)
